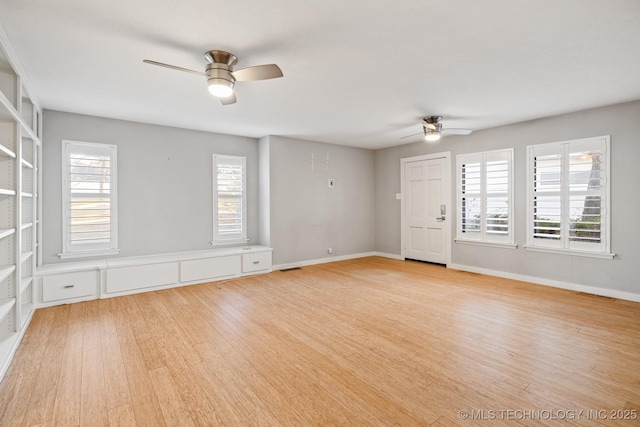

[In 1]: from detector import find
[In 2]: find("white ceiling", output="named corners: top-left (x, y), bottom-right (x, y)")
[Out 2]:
top-left (1, 0), bottom-right (639, 149)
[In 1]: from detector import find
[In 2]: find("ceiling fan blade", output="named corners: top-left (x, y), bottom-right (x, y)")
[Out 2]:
top-left (400, 132), bottom-right (424, 139)
top-left (143, 60), bottom-right (206, 77)
top-left (220, 92), bottom-right (237, 105)
top-left (422, 123), bottom-right (437, 131)
top-left (232, 64), bottom-right (283, 82)
top-left (441, 128), bottom-right (473, 135)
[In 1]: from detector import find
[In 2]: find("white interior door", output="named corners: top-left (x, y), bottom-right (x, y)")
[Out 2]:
top-left (402, 155), bottom-right (450, 264)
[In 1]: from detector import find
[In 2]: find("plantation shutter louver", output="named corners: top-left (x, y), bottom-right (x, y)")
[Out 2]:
top-left (213, 155), bottom-right (247, 244)
top-left (528, 136), bottom-right (610, 255)
top-left (62, 141), bottom-right (118, 256)
top-left (457, 149), bottom-right (513, 245)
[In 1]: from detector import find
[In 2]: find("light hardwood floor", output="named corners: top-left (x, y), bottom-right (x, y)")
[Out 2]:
top-left (1, 257), bottom-right (639, 426)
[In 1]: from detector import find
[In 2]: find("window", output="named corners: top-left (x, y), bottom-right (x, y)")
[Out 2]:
top-left (60, 141), bottom-right (118, 258)
top-left (212, 154), bottom-right (247, 245)
top-left (526, 135), bottom-right (612, 258)
top-left (456, 149), bottom-right (514, 247)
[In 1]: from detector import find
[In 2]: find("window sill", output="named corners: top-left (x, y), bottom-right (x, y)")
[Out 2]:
top-left (58, 248), bottom-right (121, 260)
top-left (210, 239), bottom-right (249, 247)
top-left (455, 239), bottom-right (518, 250)
top-left (523, 245), bottom-right (615, 260)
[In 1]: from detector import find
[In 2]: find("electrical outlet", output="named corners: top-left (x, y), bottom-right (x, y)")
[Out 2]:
top-left (327, 248), bottom-right (333, 254)
top-left (328, 178), bottom-right (335, 188)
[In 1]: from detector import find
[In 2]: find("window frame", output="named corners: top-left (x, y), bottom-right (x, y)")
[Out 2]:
top-left (455, 148), bottom-right (516, 249)
top-left (212, 154), bottom-right (248, 246)
top-left (59, 140), bottom-right (119, 259)
top-left (525, 135), bottom-right (613, 259)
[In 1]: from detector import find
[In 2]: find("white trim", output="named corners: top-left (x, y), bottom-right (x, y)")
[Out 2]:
top-left (400, 151), bottom-right (452, 265)
top-left (0, 307), bottom-right (34, 382)
top-left (60, 140), bottom-right (118, 256)
top-left (210, 238), bottom-right (249, 247)
top-left (272, 251), bottom-right (377, 270)
top-left (0, 23), bottom-right (41, 109)
top-left (454, 239), bottom-right (518, 249)
top-left (58, 248), bottom-right (121, 260)
top-left (523, 245), bottom-right (614, 260)
top-left (373, 252), bottom-right (404, 260)
top-left (449, 263), bottom-right (639, 303)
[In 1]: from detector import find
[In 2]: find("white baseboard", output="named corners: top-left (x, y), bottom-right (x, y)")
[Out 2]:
top-left (449, 263), bottom-right (640, 303)
top-left (274, 252), bottom-right (639, 303)
top-left (373, 252), bottom-right (404, 260)
top-left (273, 251), bottom-right (378, 271)
top-left (0, 308), bottom-right (35, 382)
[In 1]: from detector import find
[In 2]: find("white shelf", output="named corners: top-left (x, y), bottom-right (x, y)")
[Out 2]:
top-left (20, 303), bottom-right (33, 326)
top-left (0, 90), bottom-right (40, 145)
top-left (0, 32), bottom-right (41, 384)
top-left (0, 265), bottom-right (15, 283)
top-left (0, 98), bottom-right (41, 148)
top-left (0, 90), bottom-right (17, 121)
top-left (0, 228), bottom-right (15, 240)
top-left (0, 143), bottom-right (16, 159)
top-left (20, 251), bottom-right (32, 264)
top-left (0, 298), bottom-right (15, 322)
top-left (19, 277), bottom-right (32, 294)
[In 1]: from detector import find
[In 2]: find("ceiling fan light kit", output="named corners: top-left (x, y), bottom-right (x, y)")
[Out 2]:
top-left (424, 129), bottom-right (441, 142)
top-left (400, 115), bottom-right (473, 141)
top-left (144, 49), bottom-right (283, 105)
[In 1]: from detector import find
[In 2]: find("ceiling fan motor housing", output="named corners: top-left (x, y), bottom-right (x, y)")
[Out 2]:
top-left (205, 51), bottom-right (237, 95)
top-left (206, 63), bottom-right (235, 85)
top-left (424, 116), bottom-right (443, 129)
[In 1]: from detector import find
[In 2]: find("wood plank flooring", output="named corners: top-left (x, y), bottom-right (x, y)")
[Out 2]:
top-left (1, 257), bottom-right (639, 426)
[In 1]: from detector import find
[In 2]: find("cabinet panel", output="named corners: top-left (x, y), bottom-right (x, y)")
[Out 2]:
top-left (180, 255), bottom-right (238, 283)
top-left (242, 251), bottom-right (272, 273)
top-left (42, 270), bottom-right (97, 302)
top-left (106, 262), bottom-right (178, 294)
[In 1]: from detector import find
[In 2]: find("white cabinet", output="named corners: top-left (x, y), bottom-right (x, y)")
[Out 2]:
top-left (37, 246), bottom-right (273, 303)
top-left (180, 255), bottom-right (238, 283)
top-left (42, 270), bottom-right (97, 302)
top-left (106, 262), bottom-right (179, 294)
top-left (0, 36), bottom-right (41, 380)
top-left (242, 251), bottom-right (272, 274)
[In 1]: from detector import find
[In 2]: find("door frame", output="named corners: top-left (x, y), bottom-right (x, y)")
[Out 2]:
top-left (400, 152), bottom-right (452, 266)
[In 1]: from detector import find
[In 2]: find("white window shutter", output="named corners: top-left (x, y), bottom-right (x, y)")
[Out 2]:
top-left (212, 155), bottom-right (247, 245)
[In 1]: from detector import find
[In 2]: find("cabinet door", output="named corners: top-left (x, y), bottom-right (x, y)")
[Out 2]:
top-left (242, 251), bottom-right (272, 273)
top-left (42, 270), bottom-right (98, 302)
top-left (106, 263), bottom-right (179, 294)
top-left (180, 256), bottom-right (239, 282)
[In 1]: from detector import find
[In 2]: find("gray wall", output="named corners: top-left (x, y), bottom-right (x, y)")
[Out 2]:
top-left (258, 136), bottom-right (270, 246)
top-left (375, 100), bottom-right (640, 294)
top-left (42, 110), bottom-right (259, 264)
top-left (266, 135), bottom-right (375, 266)
top-left (42, 101), bottom-right (640, 295)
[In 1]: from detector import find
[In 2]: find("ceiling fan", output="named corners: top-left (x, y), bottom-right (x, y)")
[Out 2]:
top-left (143, 50), bottom-right (283, 105)
top-left (401, 116), bottom-right (473, 142)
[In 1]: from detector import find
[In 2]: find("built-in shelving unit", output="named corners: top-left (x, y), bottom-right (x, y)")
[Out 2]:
top-left (0, 34), bottom-right (41, 380)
